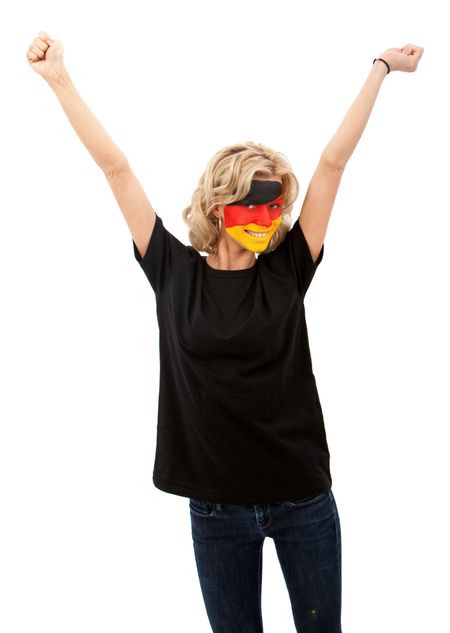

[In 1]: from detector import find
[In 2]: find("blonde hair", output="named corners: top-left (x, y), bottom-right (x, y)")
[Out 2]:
top-left (182, 141), bottom-right (300, 255)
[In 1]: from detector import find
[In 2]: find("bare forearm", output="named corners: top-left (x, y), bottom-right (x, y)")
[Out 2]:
top-left (47, 69), bottom-right (128, 175)
top-left (322, 60), bottom-right (388, 169)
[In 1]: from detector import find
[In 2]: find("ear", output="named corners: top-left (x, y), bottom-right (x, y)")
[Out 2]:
top-left (211, 204), bottom-right (224, 220)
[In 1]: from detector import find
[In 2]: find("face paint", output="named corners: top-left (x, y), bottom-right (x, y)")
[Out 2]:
top-left (223, 180), bottom-right (284, 253)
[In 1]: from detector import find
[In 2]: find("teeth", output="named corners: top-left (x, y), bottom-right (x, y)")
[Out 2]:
top-left (245, 230), bottom-right (268, 237)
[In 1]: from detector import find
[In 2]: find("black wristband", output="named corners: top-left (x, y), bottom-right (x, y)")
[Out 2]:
top-left (373, 57), bottom-right (391, 74)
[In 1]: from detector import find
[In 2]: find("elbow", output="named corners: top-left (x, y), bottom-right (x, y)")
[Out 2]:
top-left (103, 158), bottom-right (130, 180)
top-left (320, 152), bottom-right (346, 171)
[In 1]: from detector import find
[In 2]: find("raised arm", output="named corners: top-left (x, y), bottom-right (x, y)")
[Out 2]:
top-left (298, 44), bottom-right (424, 263)
top-left (323, 45), bottom-right (424, 169)
top-left (26, 31), bottom-right (157, 258)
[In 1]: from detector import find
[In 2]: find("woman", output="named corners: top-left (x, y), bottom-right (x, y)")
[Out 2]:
top-left (27, 32), bottom-right (423, 633)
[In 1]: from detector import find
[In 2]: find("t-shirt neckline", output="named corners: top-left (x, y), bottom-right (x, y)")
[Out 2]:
top-left (202, 256), bottom-right (258, 278)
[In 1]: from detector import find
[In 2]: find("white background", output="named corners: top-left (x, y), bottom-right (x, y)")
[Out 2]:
top-left (2, 0), bottom-right (448, 631)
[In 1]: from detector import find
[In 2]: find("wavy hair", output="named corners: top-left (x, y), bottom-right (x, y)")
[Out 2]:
top-left (181, 141), bottom-right (300, 255)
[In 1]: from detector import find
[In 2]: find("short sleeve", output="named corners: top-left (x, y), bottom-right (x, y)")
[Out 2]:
top-left (260, 218), bottom-right (324, 295)
top-left (132, 213), bottom-right (192, 294)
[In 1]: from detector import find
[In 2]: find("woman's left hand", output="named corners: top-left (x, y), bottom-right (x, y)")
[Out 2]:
top-left (377, 44), bottom-right (424, 73)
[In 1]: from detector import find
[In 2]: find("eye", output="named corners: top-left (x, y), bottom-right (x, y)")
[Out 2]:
top-left (245, 203), bottom-right (279, 209)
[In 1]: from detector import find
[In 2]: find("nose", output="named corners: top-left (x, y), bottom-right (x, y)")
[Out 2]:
top-left (256, 207), bottom-right (273, 227)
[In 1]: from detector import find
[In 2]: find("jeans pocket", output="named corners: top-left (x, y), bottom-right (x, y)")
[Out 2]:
top-left (189, 497), bottom-right (217, 518)
top-left (284, 491), bottom-right (329, 507)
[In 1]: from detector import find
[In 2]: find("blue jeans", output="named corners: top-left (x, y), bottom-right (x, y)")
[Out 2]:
top-left (189, 488), bottom-right (342, 633)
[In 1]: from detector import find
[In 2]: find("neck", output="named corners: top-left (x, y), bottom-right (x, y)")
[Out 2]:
top-left (206, 250), bottom-right (256, 271)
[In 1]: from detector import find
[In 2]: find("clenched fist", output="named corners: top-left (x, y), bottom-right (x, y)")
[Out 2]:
top-left (26, 31), bottom-right (65, 82)
top-left (378, 43), bottom-right (424, 73)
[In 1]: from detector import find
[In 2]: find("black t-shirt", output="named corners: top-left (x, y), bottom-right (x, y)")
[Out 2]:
top-left (132, 213), bottom-right (332, 504)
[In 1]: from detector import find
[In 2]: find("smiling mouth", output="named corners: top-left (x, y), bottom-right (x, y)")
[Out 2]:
top-left (245, 230), bottom-right (269, 237)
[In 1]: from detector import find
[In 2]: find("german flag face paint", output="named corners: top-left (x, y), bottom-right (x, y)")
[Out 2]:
top-left (223, 180), bottom-right (284, 253)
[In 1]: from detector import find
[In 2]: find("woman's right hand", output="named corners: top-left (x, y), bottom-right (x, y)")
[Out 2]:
top-left (26, 31), bottom-right (65, 82)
